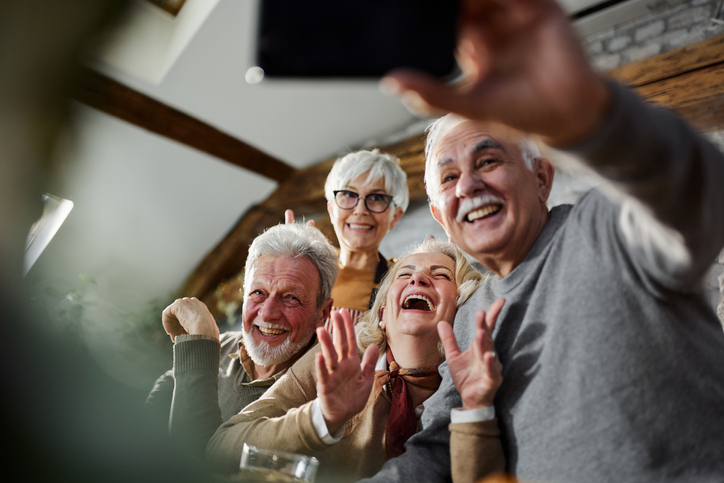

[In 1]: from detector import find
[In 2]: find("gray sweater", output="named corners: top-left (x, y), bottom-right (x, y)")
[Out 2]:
top-left (361, 83), bottom-right (724, 482)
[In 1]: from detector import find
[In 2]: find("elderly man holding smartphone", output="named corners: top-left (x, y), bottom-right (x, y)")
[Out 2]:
top-left (364, 0), bottom-right (724, 482)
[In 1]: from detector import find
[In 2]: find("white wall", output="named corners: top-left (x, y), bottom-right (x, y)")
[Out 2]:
top-left (26, 104), bottom-right (277, 390)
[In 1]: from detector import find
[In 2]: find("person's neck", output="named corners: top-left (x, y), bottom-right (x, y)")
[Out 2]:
top-left (388, 334), bottom-right (441, 370)
top-left (339, 247), bottom-right (380, 272)
top-left (481, 209), bottom-right (550, 278)
top-left (388, 336), bottom-right (442, 408)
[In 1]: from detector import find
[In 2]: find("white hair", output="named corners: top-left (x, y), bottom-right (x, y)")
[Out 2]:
top-left (424, 114), bottom-right (541, 204)
top-left (243, 223), bottom-right (338, 309)
top-left (324, 149), bottom-right (410, 216)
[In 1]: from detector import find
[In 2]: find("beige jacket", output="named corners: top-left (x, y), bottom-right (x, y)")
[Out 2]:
top-left (206, 343), bottom-right (504, 482)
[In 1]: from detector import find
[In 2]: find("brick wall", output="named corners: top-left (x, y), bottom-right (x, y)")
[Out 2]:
top-left (580, 0), bottom-right (724, 319)
top-left (584, 0), bottom-right (724, 71)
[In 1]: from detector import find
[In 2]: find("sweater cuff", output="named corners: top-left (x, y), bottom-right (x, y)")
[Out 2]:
top-left (173, 338), bottom-right (220, 374)
top-left (450, 405), bottom-right (495, 423)
top-left (449, 418), bottom-right (501, 437)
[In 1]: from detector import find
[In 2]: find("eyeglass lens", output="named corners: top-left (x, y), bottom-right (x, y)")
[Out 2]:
top-left (334, 190), bottom-right (392, 213)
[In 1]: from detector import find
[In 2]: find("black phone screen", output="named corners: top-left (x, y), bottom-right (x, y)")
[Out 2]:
top-left (253, 0), bottom-right (459, 79)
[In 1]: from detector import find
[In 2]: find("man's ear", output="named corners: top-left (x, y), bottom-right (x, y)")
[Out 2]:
top-left (317, 298), bottom-right (333, 327)
top-left (389, 206), bottom-right (404, 231)
top-left (534, 157), bottom-right (554, 204)
top-left (327, 201), bottom-right (335, 219)
top-left (430, 203), bottom-right (451, 238)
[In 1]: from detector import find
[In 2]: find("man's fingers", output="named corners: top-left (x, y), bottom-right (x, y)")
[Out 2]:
top-left (437, 321), bottom-right (461, 359)
top-left (162, 301), bottom-right (186, 341)
top-left (285, 209), bottom-right (294, 224)
top-left (380, 70), bottom-right (456, 117)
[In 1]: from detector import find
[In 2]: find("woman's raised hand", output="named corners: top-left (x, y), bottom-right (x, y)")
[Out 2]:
top-left (315, 309), bottom-right (380, 435)
top-left (438, 298), bottom-right (505, 410)
top-left (285, 209), bottom-right (315, 227)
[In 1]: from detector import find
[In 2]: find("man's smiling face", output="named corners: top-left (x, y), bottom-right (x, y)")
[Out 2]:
top-left (428, 121), bottom-right (552, 275)
top-left (241, 255), bottom-right (323, 366)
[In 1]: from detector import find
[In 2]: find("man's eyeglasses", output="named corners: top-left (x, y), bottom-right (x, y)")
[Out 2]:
top-left (333, 190), bottom-right (395, 213)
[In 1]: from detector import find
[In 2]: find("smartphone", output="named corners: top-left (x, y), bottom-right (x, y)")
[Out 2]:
top-left (251, 0), bottom-right (459, 80)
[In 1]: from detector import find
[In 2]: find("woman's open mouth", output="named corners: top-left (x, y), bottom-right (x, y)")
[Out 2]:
top-left (401, 294), bottom-right (435, 311)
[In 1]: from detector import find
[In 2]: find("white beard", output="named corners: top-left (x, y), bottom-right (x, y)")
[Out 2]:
top-left (242, 323), bottom-right (316, 367)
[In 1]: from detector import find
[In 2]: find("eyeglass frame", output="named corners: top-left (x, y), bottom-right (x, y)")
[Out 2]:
top-left (332, 190), bottom-right (396, 213)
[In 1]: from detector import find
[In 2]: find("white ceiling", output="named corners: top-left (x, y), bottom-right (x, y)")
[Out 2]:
top-left (88, 0), bottom-right (424, 169)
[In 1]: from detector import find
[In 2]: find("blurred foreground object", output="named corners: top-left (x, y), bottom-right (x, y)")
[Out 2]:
top-left (0, 1), bottom-right (209, 481)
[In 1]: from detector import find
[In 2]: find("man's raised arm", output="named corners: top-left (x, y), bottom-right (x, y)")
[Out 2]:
top-left (382, 0), bottom-right (724, 288)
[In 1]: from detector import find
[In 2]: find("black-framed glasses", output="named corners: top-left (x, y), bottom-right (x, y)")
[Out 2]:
top-left (333, 190), bottom-right (395, 213)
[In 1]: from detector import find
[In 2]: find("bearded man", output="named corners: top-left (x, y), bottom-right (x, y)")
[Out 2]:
top-left (145, 223), bottom-right (337, 459)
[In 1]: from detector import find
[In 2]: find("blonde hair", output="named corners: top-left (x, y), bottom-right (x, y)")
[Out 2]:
top-left (355, 238), bottom-right (487, 356)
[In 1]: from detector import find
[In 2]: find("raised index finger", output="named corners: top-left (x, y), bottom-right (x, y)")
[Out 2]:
top-left (284, 209), bottom-right (295, 224)
top-left (437, 321), bottom-right (462, 359)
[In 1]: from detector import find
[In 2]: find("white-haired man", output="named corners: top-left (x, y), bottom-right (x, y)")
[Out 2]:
top-left (362, 0), bottom-right (724, 482)
top-left (145, 223), bottom-right (338, 459)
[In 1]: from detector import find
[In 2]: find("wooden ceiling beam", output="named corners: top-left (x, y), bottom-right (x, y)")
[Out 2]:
top-left (633, 64), bottom-right (724, 132)
top-left (72, 67), bottom-right (295, 182)
top-left (605, 35), bottom-right (724, 87)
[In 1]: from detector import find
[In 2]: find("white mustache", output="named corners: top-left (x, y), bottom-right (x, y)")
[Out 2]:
top-left (456, 195), bottom-right (506, 222)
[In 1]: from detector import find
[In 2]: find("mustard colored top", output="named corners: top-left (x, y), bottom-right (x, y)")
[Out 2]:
top-left (331, 262), bottom-right (378, 313)
top-left (328, 254), bottom-right (394, 329)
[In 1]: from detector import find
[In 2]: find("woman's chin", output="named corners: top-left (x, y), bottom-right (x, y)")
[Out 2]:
top-left (340, 237), bottom-right (381, 254)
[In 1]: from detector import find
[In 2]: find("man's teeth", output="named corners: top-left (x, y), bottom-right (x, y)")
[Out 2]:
top-left (257, 326), bottom-right (285, 336)
top-left (349, 224), bottom-right (372, 230)
top-left (466, 204), bottom-right (502, 222)
top-left (402, 294), bottom-right (435, 311)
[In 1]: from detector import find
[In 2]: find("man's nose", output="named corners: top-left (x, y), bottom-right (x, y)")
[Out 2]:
top-left (259, 297), bottom-right (282, 321)
top-left (456, 170), bottom-right (486, 198)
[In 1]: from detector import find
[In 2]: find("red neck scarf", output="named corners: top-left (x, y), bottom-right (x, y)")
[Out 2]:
top-left (373, 349), bottom-right (441, 459)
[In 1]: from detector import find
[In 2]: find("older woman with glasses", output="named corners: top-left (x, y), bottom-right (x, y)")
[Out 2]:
top-left (206, 239), bottom-right (505, 482)
top-left (290, 149), bottom-right (409, 324)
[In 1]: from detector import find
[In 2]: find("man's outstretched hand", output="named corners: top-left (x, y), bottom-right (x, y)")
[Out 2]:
top-left (381, 0), bottom-right (611, 147)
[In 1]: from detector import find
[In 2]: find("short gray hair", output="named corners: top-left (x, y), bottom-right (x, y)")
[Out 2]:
top-left (355, 238), bottom-right (487, 356)
top-left (324, 149), bottom-right (410, 215)
top-left (424, 114), bottom-right (541, 204)
top-left (243, 223), bottom-right (339, 309)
